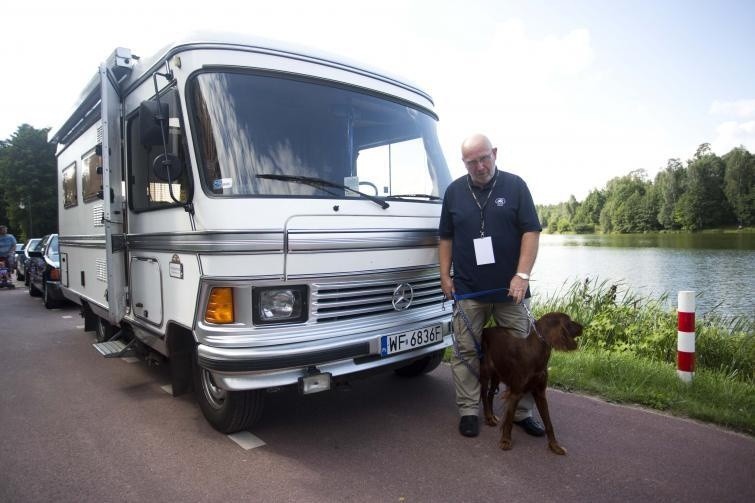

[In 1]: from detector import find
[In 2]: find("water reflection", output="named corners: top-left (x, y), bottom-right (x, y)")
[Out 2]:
top-left (548, 232), bottom-right (755, 250)
top-left (534, 233), bottom-right (755, 319)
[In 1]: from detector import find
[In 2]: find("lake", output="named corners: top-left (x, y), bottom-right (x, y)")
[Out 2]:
top-left (532, 233), bottom-right (755, 320)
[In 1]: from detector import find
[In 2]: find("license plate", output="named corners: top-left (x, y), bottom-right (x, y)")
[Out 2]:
top-left (380, 324), bottom-right (443, 356)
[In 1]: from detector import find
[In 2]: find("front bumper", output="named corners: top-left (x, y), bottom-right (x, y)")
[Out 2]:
top-left (197, 319), bottom-right (453, 391)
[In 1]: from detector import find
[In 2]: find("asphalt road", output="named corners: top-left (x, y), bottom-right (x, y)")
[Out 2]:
top-left (1, 279), bottom-right (753, 503)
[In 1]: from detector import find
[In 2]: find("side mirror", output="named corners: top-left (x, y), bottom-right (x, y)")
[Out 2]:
top-left (139, 100), bottom-right (169, 146)
top-left (152, 153), bottom-right (185, 182)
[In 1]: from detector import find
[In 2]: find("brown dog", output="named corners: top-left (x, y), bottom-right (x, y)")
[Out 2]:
top-left (480, 312), bottom-right (582, 454)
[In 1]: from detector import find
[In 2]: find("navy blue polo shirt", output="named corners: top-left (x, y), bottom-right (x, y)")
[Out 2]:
top-left (439, 169), bottom-right (542, 303)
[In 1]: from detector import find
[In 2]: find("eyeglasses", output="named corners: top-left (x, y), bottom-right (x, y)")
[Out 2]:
top-left (463, 152), bottom-right (494, 168)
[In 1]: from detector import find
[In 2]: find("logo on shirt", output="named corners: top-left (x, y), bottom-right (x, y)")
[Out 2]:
top-left (495, 197), bottom-right (506, 206)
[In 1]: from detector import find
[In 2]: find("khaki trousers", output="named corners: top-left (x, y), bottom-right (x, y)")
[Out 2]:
top-left (451, 298), bottom-right (534, 420)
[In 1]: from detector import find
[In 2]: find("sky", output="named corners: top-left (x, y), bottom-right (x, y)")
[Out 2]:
top-left (1, 0), bottom-right (754, 204)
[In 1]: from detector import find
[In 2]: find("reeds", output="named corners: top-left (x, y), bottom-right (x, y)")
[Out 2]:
top-left (532, 278), bottom-right (754, 383)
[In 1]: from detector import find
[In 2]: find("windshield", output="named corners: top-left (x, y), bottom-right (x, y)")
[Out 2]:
top-left (189, 71), bottom-right (451, 200)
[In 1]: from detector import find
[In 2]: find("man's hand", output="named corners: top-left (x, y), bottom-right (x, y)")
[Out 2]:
top-left (508, 275), bottom-right (529, 304)
top-left (441, 276), bottom-right (455, 300)
top-left (438, 238), bottom-right (455, 300)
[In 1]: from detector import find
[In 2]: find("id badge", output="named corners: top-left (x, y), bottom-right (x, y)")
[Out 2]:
top-left (473, 236), bottom-right (495, 265)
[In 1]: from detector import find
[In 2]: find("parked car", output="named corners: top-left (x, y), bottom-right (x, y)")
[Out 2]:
top-left (15, 243), bottom-right (25, 263)
top-left (16, 237), bottom-right (41, 283)
top-left (28, 234), bottom-right (65, 309)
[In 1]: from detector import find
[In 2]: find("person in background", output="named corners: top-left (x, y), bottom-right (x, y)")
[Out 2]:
top-left (438, 133), bottom-right (544, 438)
top-left (0, 225), bottom-right (18, 270)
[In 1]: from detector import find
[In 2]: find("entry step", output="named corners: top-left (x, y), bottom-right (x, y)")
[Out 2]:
top-left (93, 340), bottom-right (134, 358)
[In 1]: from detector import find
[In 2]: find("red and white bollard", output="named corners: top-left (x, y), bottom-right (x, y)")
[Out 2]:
top-left (677, 291), bottom-right (695, 383)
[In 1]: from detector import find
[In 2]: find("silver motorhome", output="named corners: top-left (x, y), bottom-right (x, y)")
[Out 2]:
top-left (51, 34), bottom-right (454, 433)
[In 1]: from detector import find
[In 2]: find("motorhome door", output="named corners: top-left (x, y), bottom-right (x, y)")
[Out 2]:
top-left (100, 63), bottom-right (128, 324)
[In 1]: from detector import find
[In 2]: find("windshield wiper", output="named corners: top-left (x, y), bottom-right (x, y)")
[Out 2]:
top-left (255, 174), bottom-right (390, 209)
top-left (384, 194), bottom-right (441, 201)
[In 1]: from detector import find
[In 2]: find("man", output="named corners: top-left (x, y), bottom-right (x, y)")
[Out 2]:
top-left (438, 133), bottom-right (543, 438)
top-left (0, 225), bottom-right (18, 270)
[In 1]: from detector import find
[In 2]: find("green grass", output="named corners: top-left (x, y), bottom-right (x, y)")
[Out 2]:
top-left (548, 349), bottom-right (755, 435)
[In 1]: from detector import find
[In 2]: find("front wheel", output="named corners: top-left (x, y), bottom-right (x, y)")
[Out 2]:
top-left (193, 353), bottom-right (264, 433)
top-left (394, 349), bottom-right (444, 377)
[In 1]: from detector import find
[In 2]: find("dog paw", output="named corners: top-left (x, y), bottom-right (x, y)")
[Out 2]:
top-left (484, 415), bottom-right (499, 426)
top-left (499, 439), bottom-right (512, 450)
top-left (548, 443), bottom-right (567, 455)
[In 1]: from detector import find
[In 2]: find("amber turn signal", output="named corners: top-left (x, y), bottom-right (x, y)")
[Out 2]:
top-left (205, 287), bottom-right (234, 324)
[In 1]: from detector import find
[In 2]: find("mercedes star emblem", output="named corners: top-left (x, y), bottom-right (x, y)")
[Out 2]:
top-left (392, 283), bottom-right (414, 311)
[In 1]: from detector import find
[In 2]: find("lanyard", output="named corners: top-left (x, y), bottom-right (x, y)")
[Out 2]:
top-left (466, 172), bottom-right (498, 238)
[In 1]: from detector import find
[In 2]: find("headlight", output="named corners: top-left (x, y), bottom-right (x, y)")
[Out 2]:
top-left (253, 286), bottom-right (307, 325)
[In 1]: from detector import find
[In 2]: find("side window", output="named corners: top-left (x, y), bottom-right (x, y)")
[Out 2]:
top-left (127, 89), bottom-right (190, 211)
top-left (81, 147), bottom-right (103, 203)
top-left (47, 236), bottom-right (60, 261)
top-left (62, 162), bottom-right (78, 208)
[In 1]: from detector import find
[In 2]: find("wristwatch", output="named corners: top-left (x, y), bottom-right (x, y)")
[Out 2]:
top-left (515, 272), bottom-right (530, 280)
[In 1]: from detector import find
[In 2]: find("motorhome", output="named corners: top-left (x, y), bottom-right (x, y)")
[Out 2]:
top-left (51, 34), bottom-right (454, 433)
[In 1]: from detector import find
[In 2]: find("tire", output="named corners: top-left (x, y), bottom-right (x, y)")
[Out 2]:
top-left (29, 281), bottom-right (41, 297)
top-left (43, 283), bottom-right (59, 309)
top-left (94, 316), bottom-right (115, 342)
top-left (394, 349), bottom-right (444, 377)
top-left (193, 352), bottom-right (264, 433)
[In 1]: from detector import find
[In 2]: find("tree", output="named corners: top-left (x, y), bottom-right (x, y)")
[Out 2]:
top-left (638, 184), bottom-right (660, 232)
top-left (600, 170), bottom-right (653, 233)
top-left (676, 144), bottom-right (731, 229)
top-left (0, 125), bottom-right (57, 240)
top-left (673, 190), bottom-right (700, 230)
top-left (599, 199), bottom-right (615, 233)
top-left (655, 158), bottom-right (686, 230)
top-left (0, 140), bottom-right (8, 230)
top-left (722, 147), bottom-right (754, 226)
top-left (574, 189), bottom-right (605, 226)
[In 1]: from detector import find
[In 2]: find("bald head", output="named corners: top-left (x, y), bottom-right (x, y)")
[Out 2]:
top-left (461, 133), bottom-right (497, 186)
top-left (461, 134), bottom-right (493, 156)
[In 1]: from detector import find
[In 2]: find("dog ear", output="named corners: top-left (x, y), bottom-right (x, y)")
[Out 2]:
top-left (568, 320), bottom-right (583, 338)
top-left (545, 314), bottom-right (580, 351)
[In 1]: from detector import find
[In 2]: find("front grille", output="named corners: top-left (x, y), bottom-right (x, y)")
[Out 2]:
top-left (312, 273), bottom-right (442, 323)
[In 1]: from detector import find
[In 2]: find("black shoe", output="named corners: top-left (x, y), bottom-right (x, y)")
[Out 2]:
top-left (459, 415), bottom-right (479, 437)
top-left (514, 417), bottom-right (545, 437)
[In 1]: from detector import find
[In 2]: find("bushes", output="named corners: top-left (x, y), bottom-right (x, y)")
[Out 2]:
top-left (533, 278), bottom-right (754, 382)
top-left (572, 223), bottom-right (595, 234)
